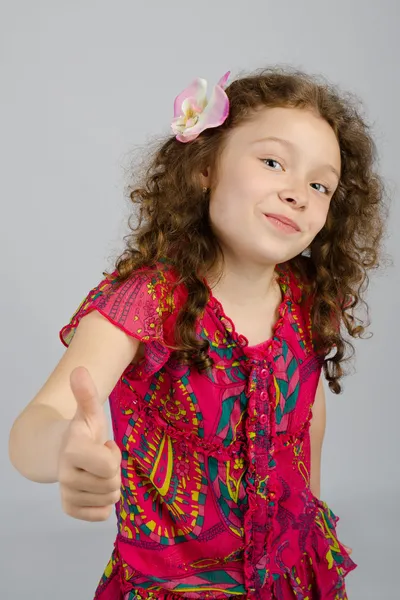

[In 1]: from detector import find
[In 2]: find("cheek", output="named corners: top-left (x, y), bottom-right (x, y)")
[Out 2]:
top-left (209, 179), bottom-right (253, 227)
top-left (218, 157), bottom-right (262, 197)
top-left (210, 173), bottom-right (261, 220)
top-left (310, 203), bottom-right (330, 234)
top-left (209, 194), bottom-right (236, 232)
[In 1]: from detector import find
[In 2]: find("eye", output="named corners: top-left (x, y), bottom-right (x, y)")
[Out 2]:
top-left (261, 158), bottom-right (284, 170)
top-left (310, 182), bottom-right (331, 195)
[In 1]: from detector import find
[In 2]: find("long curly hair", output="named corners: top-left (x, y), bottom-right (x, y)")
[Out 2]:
top-left (109, 66), bottom-right (390, 394)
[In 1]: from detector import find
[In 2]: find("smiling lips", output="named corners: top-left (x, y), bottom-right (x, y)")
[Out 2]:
top-left (264, 213), bottom-right (301, 233)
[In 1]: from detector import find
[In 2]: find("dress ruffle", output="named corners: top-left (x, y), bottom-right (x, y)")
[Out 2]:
top-left (271, 497), bottom-right (357, 600)
top-left (94, 501), bottom-right (357, 600)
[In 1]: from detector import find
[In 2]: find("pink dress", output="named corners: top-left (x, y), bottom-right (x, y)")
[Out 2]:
top-left (60, 260), bottom-right (357, 599)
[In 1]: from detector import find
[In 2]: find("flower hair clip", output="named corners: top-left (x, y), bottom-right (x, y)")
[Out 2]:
top-left (171, 71), bottom-right (231, 143)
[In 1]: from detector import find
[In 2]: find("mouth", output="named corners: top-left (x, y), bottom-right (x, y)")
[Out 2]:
top-left (264, 213), bottom-right (301, 233)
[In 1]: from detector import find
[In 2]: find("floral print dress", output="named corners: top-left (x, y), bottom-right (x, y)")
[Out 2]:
top-left (60, 261), bottom-right (356, 600)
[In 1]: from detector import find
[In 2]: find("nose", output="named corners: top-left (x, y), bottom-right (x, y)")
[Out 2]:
top-left (278, 182), bottom-right (308, 209)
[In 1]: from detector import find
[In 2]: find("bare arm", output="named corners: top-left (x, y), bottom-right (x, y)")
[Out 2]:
top-left (8, 310), bottom-right (140, 484)
top-left (309, 374), bottom-right (326, 499)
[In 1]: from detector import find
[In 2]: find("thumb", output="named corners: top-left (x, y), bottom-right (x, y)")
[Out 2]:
top-left (70, 366), bottom-right (106, 440)
top-left (104, 440), bottom-right (122, 463)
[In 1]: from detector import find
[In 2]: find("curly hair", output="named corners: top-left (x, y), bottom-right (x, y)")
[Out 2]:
top-left (108, 66), bottom-right (390, 394)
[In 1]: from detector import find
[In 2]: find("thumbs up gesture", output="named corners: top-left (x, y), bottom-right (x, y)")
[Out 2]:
top-left (57, 366), bottom-right (122, 522)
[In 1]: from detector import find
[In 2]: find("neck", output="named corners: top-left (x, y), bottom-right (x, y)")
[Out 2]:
top-left (206, 254), bottom-right (282, 307)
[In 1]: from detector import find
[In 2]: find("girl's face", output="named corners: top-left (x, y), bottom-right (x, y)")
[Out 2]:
top-left (205, 107), bottom-right (341, 266)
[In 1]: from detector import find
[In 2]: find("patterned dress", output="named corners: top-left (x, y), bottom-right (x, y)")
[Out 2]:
top-left (60, 260), bottom-right (357, 600)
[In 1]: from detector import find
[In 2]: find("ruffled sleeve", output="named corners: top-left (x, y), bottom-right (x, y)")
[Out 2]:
top-left (59, 267), bottom-right (176, 379)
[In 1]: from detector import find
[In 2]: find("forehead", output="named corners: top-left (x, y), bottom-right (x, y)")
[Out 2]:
top-left (226, 106), bottom-right (341, 166)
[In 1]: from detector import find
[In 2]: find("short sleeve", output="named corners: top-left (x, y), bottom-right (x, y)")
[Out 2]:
top-left (59, 267), bottom-right (175, 379)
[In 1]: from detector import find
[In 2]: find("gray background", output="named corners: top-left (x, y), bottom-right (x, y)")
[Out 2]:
top-left (1, 1), bottom-right (398, 598)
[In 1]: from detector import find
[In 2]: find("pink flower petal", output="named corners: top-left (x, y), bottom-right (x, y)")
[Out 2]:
top-left (181, 97), bottom-right (202, 116)
top-left (173, 77), bottom-right (207, 118)
top-left (197, 84), bottom-right (230, 128)
top-left (171, 72), bottom-right (231, 142)
top-left (217, 71), bottom-right (231, 90)
top-left (175, 131), bottom-right (201, 143)
top-left (174, 86), bottom-right (229, 142)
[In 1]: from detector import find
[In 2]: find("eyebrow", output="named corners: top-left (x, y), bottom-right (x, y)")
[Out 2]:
top-left (252, 135), bottom-right (341, 180)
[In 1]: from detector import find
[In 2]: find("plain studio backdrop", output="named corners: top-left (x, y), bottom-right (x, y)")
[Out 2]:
top-left (1, 1), bottom-right (398, 598)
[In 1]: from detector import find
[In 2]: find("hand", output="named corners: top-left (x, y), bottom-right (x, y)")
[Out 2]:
top-left (342, 544), bottom-right (353, 555)
top-left (58, 366), bottom-right (122, 522)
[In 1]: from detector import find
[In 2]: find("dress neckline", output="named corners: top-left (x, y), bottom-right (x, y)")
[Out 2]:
top-left (204, 262), bottom-right (293, 354)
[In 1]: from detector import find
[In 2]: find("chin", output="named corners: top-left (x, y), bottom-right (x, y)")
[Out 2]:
top-left (254, 243), bottom-right (296, 264)
top-left (251, 250), bottom-right (292, 267)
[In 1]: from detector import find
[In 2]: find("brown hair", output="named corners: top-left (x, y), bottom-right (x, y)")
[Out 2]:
top-left (109, 66), bottom-right (390, 394)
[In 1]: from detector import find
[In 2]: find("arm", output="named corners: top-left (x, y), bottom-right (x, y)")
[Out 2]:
top-left (8, 310), bottom-right (140, 484)
top-left (309, 374), bottom-right (326, 499)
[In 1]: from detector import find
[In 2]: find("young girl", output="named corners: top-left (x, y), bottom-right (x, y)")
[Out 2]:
top-left (9, 67), bottom-right (388, 599)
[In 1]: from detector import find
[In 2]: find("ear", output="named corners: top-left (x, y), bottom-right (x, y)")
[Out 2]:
top-left (199, 168), bottom-right (212, 189)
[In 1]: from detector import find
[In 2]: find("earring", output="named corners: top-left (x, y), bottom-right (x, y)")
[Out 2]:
top-left (202, 186), bottom-right (209, 194)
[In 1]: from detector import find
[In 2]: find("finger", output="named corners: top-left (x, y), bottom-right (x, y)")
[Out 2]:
top-left (61, 469), bottom-right (121, 494)
top-left (62, 503), bottom-right (114, 522)
top-left (70, 367), bottom-right (108, 443)
top-left (70, 366), bottom-right (102, 422)
top-left (69, 440), bottom-right (121, 479)
top-left (62, 488), bottom-right (121, 508)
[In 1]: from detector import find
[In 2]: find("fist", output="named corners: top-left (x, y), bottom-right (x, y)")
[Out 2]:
top-left (58, 366), bottom-right (122, 522)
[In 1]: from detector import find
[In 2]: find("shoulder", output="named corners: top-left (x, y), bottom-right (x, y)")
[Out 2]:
top-left (99, 261), bottom-right (188, 312)
top-left (60, 261), bottom-right (186, 348)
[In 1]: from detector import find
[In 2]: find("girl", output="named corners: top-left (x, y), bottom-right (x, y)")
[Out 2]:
top-left (9, 67), bottom-right (388, 599)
